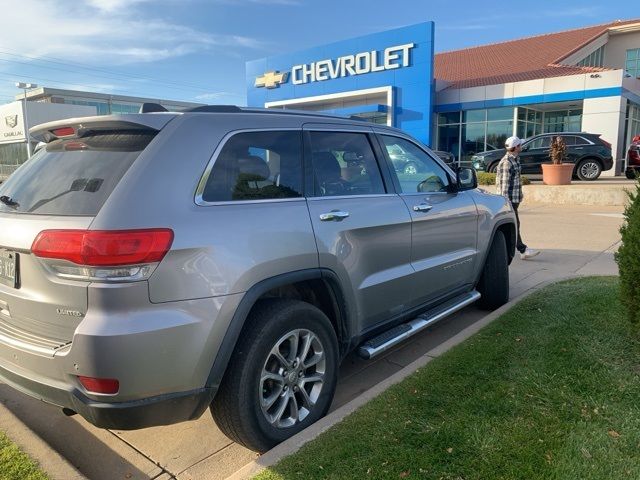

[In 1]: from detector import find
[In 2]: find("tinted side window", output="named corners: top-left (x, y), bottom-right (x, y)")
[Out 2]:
top-left (202, 131), bottom-right (303, 202)
top-left (308, 131), bottom-right (385, 197)
top-left (574, 136), bottom-right (591, 146)
top-left (528, 137), bottom-right (551, 149)
top-left (381, 135), bottom-right (450, 193)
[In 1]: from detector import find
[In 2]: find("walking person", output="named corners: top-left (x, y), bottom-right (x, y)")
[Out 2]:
top-left (496, 136), bottom-right (540, 260)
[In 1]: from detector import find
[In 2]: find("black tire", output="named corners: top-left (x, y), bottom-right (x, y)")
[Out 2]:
top-left (488, 162), bottom-right (499, 174)
top-left (626, 170), bottom-right (637, 180)
top-left (575, 158), bottom-right (602, 181)
top-left (476, 230), bottom-right (509, 310)
top-left (211, 299), bottom-right (339, 453)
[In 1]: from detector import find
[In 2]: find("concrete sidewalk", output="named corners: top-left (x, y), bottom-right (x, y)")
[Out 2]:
top-left (0, 203), bottom-right (624, 480)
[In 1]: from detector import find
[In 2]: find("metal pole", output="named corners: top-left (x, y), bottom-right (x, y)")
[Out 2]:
top-left (22, 88), bottom-right (32, 159)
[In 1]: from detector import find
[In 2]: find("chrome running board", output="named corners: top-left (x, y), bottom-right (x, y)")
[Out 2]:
top-left (357, 290), bottom-right (481, 360)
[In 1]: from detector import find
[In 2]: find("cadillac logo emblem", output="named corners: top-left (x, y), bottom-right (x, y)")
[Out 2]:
top-left (4, 115), bottom-right (18, 129)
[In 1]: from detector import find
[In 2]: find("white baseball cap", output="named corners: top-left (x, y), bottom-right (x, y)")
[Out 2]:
top-left (505, 136), bottom-right (523, 149)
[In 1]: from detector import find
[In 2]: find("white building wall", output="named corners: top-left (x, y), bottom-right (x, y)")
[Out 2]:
top-left (581, 95), bottom-right (626, 176)
top-left (604, 31), bottom-right (640, 70)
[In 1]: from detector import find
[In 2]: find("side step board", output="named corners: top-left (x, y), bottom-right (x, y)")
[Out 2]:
top-left (358, 290), bottom-right (481, 360)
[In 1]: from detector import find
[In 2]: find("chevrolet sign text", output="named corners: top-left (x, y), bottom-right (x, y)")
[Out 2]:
top-left (290, 43), bottom-right (415, 85)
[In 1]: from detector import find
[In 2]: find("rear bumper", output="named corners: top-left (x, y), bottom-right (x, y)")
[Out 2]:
top-left (0, 359), bottom-right (214, 429)
top-left (602, 156), bottom-right (614, 171)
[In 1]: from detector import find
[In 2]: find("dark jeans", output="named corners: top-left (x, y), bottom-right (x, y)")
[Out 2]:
top-left (512, 202), bottom-right (527, 254)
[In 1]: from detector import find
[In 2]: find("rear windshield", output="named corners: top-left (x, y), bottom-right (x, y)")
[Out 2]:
top-left (0, 130), bottom-right (156, 216)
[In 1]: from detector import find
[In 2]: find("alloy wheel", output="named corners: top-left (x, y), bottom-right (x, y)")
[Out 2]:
top-left (580, 161), bottom-right (600, 180)
top-left (404, 164), bottom-right (418, 175)
top-left (259, 329), bottom-right (326, 429)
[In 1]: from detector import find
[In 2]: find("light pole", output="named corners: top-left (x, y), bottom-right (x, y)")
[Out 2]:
top-left (15, 82), bottom-right (38, 159)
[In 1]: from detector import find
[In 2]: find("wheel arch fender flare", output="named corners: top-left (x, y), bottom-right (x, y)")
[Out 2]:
top-left (205, 268), bottom-right (352, 393)
top-left (476, 218), bottom-right (517, 284)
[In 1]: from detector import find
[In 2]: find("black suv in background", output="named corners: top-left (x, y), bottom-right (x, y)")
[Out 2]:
top-left (471, 132), bottom-right (613, 181)
top-left (387, 143), bottom-right (456, 174)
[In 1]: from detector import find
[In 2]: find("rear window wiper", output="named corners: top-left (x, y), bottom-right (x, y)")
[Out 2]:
top-left (0, 195), bottom-right (19, 209)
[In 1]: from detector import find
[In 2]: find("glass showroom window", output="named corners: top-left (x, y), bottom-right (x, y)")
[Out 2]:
top-left (517, 107), bottom-right (543, 139)
top-left (437, 112), bottom-right (461, 162)
top-left (437, 107), bottom-right (515, 165)
top-left (625, 103), bottom-right (640, 146)
top-left (626, 49), bottom-right (640, 78)
top-left (543, 109), bottom-right (582, 133)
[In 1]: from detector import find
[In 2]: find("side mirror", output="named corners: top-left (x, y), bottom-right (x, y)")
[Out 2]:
top-left (521, 144), bottom-right (529, 152)
top-left (456, 167), bottom-right (477, 191)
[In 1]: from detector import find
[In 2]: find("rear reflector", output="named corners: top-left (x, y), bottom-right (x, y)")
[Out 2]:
top-left (52, 127), bottom-right (75, 137)
top-left (32, 229), bottom-right (174, 266)
top-left (78, 376), bottom-right (119, 394)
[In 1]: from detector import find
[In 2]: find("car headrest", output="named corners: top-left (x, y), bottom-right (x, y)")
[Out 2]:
top-left (238, 155), bottom-right (270, 180)
top-left (313, 152), bottom-right (341, 181)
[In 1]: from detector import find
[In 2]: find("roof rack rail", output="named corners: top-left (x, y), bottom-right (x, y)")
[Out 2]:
top-left (349, 115), bottom-right (369, 122)
top-left (139, 103), bottom-right (168, 113)
top-left (182, 105), bottom-right (243, 113)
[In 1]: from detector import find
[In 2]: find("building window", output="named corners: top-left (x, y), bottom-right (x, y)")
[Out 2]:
top-left (577, 45), bottom-right (605, 68)
top-left (0, 143), bottom-right (28, 179)
top-left (437, 107), bottom-right (514, 165)
top-left (516, 107), bottom-right (543, 139)
top-left (626, 49), bottom-right (640, 78)
top-left (625, 102), bottom-right (640, 147)
top-left (543, 109), bottom-right (582, 133)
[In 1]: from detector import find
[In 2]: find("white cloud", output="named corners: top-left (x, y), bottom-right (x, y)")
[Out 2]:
top-left (0, 0), bottom-right (261, 65)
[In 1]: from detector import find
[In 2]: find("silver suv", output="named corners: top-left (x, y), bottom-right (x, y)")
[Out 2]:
top-left (0, 106), bottom-right (516, 452)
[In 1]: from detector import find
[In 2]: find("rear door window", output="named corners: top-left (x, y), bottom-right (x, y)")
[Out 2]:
top-left (0, 130), bottom-right (156, 216)
top-left (308, 131), bottom-right (385, 197)
top-left (199, 130), bottom-right (303, 203)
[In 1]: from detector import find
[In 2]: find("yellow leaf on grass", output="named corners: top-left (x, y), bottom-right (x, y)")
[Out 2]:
top-left (608, 430), bottom-right (621, 438)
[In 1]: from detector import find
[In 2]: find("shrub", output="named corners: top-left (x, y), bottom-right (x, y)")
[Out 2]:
top-left (615, 179), bottom-right (640, 324)
top-left (477, 172), bottom-right (531, 186)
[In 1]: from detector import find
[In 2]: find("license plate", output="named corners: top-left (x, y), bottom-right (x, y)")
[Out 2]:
top-left (0, 250), bottom-right (18, 288)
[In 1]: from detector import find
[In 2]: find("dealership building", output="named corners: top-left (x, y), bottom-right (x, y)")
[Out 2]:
top-left (247, 19), bottom-right (640, 176)
top-left (0, 88), bottom-right (200, 179)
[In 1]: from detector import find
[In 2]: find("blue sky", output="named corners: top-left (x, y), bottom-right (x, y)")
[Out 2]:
top-left (0, 0), bottom-right (635, 106)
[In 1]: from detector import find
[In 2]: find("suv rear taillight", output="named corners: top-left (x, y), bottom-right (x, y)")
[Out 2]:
top-left (630, 145), bottom-right (640, 166)
top-left (31, 229), bottom-right (173, 282)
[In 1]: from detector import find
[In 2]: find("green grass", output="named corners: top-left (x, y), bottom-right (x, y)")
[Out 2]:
top-left (0, 432), bottom-right (48, 480)
top-left (256, 277), bottom-right (640, 480)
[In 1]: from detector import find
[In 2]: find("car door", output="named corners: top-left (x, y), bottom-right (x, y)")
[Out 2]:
top-left (520, 136), bottom-right (551, 173)
top-left (303, 124), bottom-right (413, 332)
top-left (376, 133), bottom-right (479, 307)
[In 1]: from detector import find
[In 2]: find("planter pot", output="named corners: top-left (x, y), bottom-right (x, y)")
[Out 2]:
top-left (541, 163), bottom-right (574, 185)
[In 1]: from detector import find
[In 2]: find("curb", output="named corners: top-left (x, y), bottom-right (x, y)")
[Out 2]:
top-left (226, 273), bottom-right (603, 480)
top-left (0, 402), bottom-right (86, 480)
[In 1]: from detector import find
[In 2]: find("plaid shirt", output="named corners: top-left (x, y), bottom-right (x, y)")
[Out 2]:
top-left (495, 153), bottom-right (523, 204)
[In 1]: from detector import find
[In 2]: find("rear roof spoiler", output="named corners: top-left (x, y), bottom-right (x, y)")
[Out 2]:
top-left (30, 114), bottom-right (177, 142)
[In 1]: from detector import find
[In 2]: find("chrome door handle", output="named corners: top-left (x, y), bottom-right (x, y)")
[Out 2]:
top-left (319, 210), bottom-right (350, 221)
top-left (413, 204), bottom-right (433, 213)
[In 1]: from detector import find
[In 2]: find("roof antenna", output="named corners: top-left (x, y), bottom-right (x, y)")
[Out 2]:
top-left (139, 103), bottom-right (168, 113)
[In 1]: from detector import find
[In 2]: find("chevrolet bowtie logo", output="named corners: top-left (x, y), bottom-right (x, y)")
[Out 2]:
top-left (255, 71), bottom-right (289, 89)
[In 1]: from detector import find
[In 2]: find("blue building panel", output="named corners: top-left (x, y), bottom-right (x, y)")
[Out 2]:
top-left (246, 22), bottom-right (434, 145)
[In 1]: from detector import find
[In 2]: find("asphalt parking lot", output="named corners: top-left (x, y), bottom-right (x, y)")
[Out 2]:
top-left (0, 202), bottom-right (624, 480)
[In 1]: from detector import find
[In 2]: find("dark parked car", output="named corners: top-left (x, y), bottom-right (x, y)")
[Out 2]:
top-left (471, 132), bottom-right (613, 181)
top-left (433, 150), bottom-right (455, 166)
top-left (625, 135), bottom-right (640, 180)
top-left (387, 143), bottom-right (455, 174)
